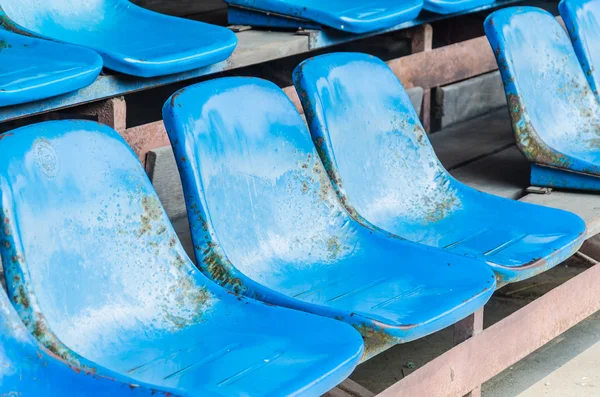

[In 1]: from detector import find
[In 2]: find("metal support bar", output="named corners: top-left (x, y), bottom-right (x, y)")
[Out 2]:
top-left (453, 309), bottom-right (484, 397)
top-left (403, 24), bottom-right (433, 132)
top-left (79, 97), bottom-right (127, 132)
top-left (377, 259), bottom-right (600, 397)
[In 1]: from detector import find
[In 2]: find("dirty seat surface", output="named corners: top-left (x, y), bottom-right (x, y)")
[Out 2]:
top-left (423, 0), bottom-right (495, 14)
top-left (163, 77), bottom-right (496, 345)
top-left (0, 0), bottom-right (237, 77)
top-left (292, 52), bottom-right (586, 284)
top-left (0, 120), bottom-right (364, 397)
top-left (0, 287), bottom-right (179, 396)
top-left (0, 30), bottom-right (102, 107)
top-left (486, 7), bottom-right (600, 191)
top-left (224, 0), bottom-right (423, 33)
top-left (560, 0), bottom-right (600, 100)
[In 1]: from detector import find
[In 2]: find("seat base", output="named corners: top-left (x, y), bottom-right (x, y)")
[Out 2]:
top-left (531, 164), bottom-right (600, 191)
top-left (423, 0), bottom-right (496, 14)
top-left (228, 6), bottom-right (322, 30)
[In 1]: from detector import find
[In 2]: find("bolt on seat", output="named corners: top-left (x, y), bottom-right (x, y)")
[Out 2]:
top-left (292, 52), bottom-right (586, 285)
top-left (0, 30), bottom-right (102, 107)
top-left (224, 0), bottom-right (423, 34)
top-left (486, 6), bottom-right (600, 191)
top-left (0, 120), bottom-right (364, 397)
top-left (0, 0), bottom-right (237, 77)
top-left (163, 77), bottom-right (496, 347)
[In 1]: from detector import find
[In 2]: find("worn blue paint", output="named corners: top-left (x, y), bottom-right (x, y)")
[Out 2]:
top-left (0, 30), bottom-right (102, 107)
top-left (0, 120), bottom-right (364, 397)
top-left (485, 7), bottom-right (600, 190)
top-left (223, 0), bottom-right (423, 33)
top-left (163, 77), bottom-right (496, 346)
top-left (424, 0), bottom-right (495, 14)
top-left (292, 52), bottom-right (586, 284)
top-left (0, 0), bottom-right (237, 78)
top-left (559, 0), bottom-right (600, 98)
top-left (0, 288), bottom-right (180, 396)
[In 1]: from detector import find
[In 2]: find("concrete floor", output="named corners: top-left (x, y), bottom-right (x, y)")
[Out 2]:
top-left (348, 255), bottom-right (600, 396)
top-left (484, 310), bottom-right (600, 397)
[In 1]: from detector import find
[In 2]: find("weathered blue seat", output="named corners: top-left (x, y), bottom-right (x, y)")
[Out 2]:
top-left (560, 0), bottom-right (600, 97)
top-left (0, 1), bottom-right (237, 77)
top-left (163, 77), bottom-right (496, 345)
top-left (225, 0), bottom-right (423, 34)
top-left (0, 121), bottom-right (364, 397)
top-left (423, 0), bottom-right (495, 14)
top-left (485, 7), bottom-right (600, 191)
top-left (292, 52), bottom-right (586, 284)
top-left (0, 288), bottom-right (180, 396)
top-left (0, 30), bottom-right (102, 107)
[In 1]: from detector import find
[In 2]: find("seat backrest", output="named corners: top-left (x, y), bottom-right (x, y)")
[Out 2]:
top-left (0, 0), bottom-right (113, 34)
top-left (292, 52), bottom-right (463, 232)
top-left (0, 121), bottom-right (219, 365)
top-left (484, 7), bottom-right (600, 165)
top-left (163, 77), bottom-right (363, 298)
top-left (560, 0), bottom-right (600, 98)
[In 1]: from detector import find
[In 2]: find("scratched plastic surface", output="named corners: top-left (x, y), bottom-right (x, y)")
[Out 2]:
top-left (560, 0), bottom-right (600, 99)
top-left (292, 52), bottom-right (586, 284)
top-left (0, 120), bottom-right (364, 397)
top-left (0, 0), bottom-right (237, 77)
top-left (224, 0), bottom-right (423, 33)
top-left (485, 7), bottom-right (600, 190)
top-left (0, 289), bottom-right (179, 397)
top-left (163, 77), bottom-right (496, 345)
top-left (0, 30), bottom-right (102, 107)
top-left (423, 0), bottom-right (495, 14)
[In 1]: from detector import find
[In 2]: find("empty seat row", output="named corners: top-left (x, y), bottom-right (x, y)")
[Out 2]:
top-left (0, 40), bottom-right (590, 395)
top-left (3, 4), bottom-right (600, 395)
top-left (0, 0), bottom-right (237, 106)
top-left (0, 0), bottom-right (489, 109)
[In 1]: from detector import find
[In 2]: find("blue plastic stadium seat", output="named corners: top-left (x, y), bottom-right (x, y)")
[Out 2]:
top-left (292, 52), bottom-right (586, 284)
top-left (0, 288), bottom-right (180, 396)
top-left (423, 0), bottom-right (495, 14)
top-left (560, 0), bottom-right (600, 96)
top-left (485, 7), bottom-right (600, 191)
top-left (0, 30), bottom-right (102, 107)
top-left (0, 120), bottom-right (364, 397)
top-left (163, 77), bottom-right (496, 345)
top-left (224, 0), bottom-right (423, 34)
top-left (0, 1), bottom-right (237, 77)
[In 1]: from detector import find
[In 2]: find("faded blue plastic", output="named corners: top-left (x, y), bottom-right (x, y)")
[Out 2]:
top-left (485, 7), bottom-right (600, 191)
top-left (559, 0), bottom-right (600, 98)
top-left (224, 0), bottom-right (423, 33)
top-left (0, 1), bottom-right (237, 78)
top-left (0, 30), bottom-right (102, 107)
top-left (163, 77), bottom-right (496, 346)
top-left (424, 0), bottom-right (495, 14)
top-left (0, 120), bottom-right (364, 397)
top-left (0, 288), bottom-right (179, 397)
top-left (292, 52), bottom-right (586, 284)
top-left (0, 0), bottom-right (524, 123)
